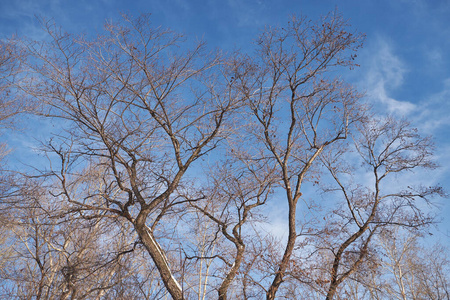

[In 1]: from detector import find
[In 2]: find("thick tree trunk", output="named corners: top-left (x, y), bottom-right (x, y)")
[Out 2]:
top-left (326, 285), bottom-right (338, 300)
top-left (135, 221), bottom-right (184, 300)
top-left (218, 245), bottom-right (245, 300)
top-left (266, 201), bottom-right (297, 300)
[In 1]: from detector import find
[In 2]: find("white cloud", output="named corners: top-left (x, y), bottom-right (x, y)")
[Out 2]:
top-left (360, 37), bottom-right (417, 115)
top-left (370, 81), bottom-right (417, 115)
top-left (408, 77), bottom-right (450, 192)
top-left (414, 78), bottom-right (450, 134)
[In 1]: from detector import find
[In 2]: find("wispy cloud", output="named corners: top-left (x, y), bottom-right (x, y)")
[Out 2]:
top-left (415, 78), bottom-right (450, 134)
top-left (411, 78), bottom-right (450, 193)
top-left (360, 37), bottom-right (416, 115)
top-left (226, 0), bottom-right (267, 28)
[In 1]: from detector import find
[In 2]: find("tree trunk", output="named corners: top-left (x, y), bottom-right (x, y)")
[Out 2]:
top-left (218, 245), bottom-right (245, 300)
top-left (326, 284), bottom-right (338, 300)
top-left (266, 200), bottom-right (297, 300)
top-left (135, 221), bottom-right (184, 300)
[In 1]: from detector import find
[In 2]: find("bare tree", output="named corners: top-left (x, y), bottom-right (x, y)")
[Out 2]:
top-left (0, 178), bottom-right (164, 300)
top-left (0, 38), bottom-right (29, 203)
top-left (0, 39), bottom-right (37, 290)
top-left (310, 117), bottom-right (443, 299)
top-left (321, 228), bottom-right (450, 300)
top-left (188, 153), bottom-right (276, 300)
top-left (376, 229), bottom-right (450, 300)
top-left (2, 11), bottom-right (444, 300)
top-left (18, 14), bottom-right (247, 300)
top-left (0, 40), bottom-right (26, 126)
top-left (234, 12), bottom-right (365, 300)
top-left (181, 11), bottom-right (367, 300)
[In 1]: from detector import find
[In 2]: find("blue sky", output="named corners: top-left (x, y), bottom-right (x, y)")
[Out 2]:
top-left (1, 0), bottom-right (450, 240)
